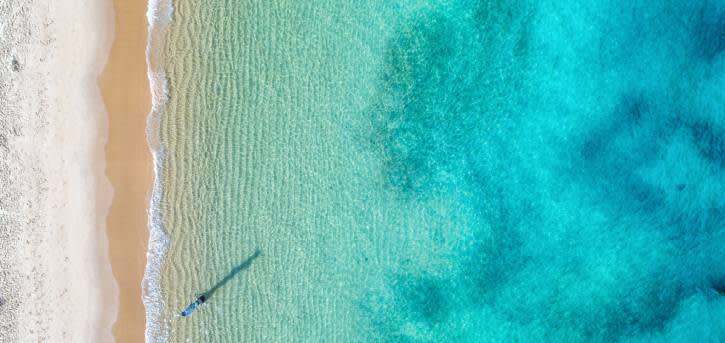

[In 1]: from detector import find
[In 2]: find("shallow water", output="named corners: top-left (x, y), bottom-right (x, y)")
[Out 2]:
top-left (150, 1), bottom-right (725, 342)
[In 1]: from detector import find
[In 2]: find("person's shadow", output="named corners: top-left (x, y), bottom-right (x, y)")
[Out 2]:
top-left (202, 249), bottom-right (262, 300)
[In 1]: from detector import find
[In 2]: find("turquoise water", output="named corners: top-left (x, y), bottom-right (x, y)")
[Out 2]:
top-left (149, 0), bottom-right (725, 342)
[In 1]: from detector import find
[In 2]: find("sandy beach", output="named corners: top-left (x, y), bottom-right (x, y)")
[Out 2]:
top-left (0, 0), bottom-right (117, 342)
top-left (100, 0), bottom-right (153, 341)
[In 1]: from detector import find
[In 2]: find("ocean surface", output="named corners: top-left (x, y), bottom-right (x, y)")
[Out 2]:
top-left (145, 0), bottom-right (725, 342)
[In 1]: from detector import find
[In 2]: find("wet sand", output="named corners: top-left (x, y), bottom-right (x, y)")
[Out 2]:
top-left (100, 0), bottom-right (152, 341)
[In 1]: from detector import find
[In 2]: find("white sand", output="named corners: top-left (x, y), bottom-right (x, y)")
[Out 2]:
top-left (0, 0), bottom-right (117, 341)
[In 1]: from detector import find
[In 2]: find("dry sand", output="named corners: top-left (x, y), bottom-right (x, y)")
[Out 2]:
top-left (100, 0), bottom-right (153, 341)
top-left (0, 0), bottom-right (117, 342)
top-left (0, 0), bottom-right (153, 340)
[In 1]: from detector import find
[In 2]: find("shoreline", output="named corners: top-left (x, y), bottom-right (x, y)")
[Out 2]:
top-left (100, 0), bottom-right (154, 341)
top-left (0, 0), bottom-right (117, 342)
top-left (143, 0), bottom-right (174, 338)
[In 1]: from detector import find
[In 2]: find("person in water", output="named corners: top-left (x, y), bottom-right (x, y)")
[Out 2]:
top-left (181, 294), bottom-right (207, 317)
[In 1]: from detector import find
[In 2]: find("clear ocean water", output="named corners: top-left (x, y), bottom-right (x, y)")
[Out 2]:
top-left (146, 0), bottom-right (725, 342)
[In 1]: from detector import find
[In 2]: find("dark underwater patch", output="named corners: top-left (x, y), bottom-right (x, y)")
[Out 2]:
top-left (715, 279), bottom-right (725, 295)
top-left (575, 91), bottom-right (725, 236)
top-left (467, 224), bottom-right (526, 300)
top-left (359, 274), bottom-right (452, 342)
top-left (459, 177), bottom-right (532, 304)
top-left (371, 13), bottom-right (485, 195)
top-left (687, 120), bottom-right (725, 169)
top-left (368, 1), bottom-right (533, 198)
top-left (576, 93), bottom-right (672, 217)
top-left (586, 275), bottom-right (687, 340)
top-left (395, 276), bottom-right (450, 325)
top-left (691, 1), bottom-right (725, 61)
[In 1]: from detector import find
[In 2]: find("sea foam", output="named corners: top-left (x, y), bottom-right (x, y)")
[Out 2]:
top-left (143, 0), bottom-right (174, 341)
